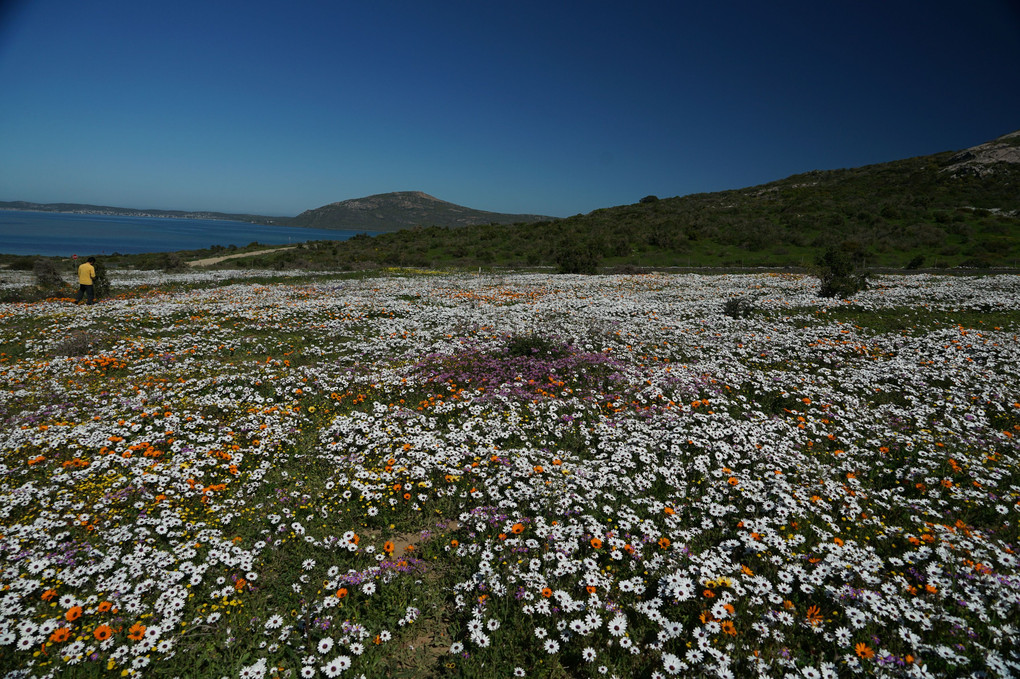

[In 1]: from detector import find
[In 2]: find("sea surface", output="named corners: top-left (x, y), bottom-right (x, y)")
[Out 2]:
top-left (0, 210), bottom-right (372, 256)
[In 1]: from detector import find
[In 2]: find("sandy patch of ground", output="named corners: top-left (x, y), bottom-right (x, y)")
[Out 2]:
top-left (187, 246), bottom-right (296, 267)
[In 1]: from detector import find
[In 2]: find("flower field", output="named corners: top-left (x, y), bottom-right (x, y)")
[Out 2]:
top-left (1, 270), bottom-right (1019, 679)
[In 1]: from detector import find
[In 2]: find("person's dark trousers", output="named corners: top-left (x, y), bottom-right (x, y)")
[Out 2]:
top-left (75, 284), bottom-right (95, 305)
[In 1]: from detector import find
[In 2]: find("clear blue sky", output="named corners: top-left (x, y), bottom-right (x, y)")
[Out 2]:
top-left (1, 1), bottom-right (1018, 218)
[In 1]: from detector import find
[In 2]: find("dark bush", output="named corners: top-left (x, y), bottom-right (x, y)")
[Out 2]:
top-left (163, 252), bottom-right (187, 272)
top-left (92, 259), bottom-right (111, 300)
top-left (816, 247), bottom-right (869, 299)
top-left (33, 258), bottom-right (66, 289)
top-left (505, 334), bottom-right (570, 359)
top-left (555, 241), bottom-right (601, 274)
top-left (723, 295), bottom-right (757, 319)
top-left (7, 256), bottom-right (38, 271)
top-left (52, 330), bottom-right (99, 357)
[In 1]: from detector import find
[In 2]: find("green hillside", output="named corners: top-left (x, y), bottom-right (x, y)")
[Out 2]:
top-left (271, 131), bottom-right (1018, 271)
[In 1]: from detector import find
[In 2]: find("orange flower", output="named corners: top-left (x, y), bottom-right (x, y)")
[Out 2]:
top-left (97, 601), bottom-right (113, 613)
top-left (720, 620), bottom-right (737, 636)
top-left (855, 642), bottom-right (875, 659)
top-left (336, 588), bottom-right (348, 599)
top-left (41, 589), bottom-right (58, 602)
top-left (590, 537), bottom-right (602, 549)
top-left (533, 465), bottom-right (544, 474)
top-left (541, 587), bottom-right (553, 598)
top-left (383, 541), bottom-right (395, 554)
top-left (727, 476), bottom-right (739, 486)
top-left (49, 628), bottom-right (71, 643)
top-left (127, 623), bottom-right (147, 641)
top-left (806, 605), bottom-right (823, 626)
top-left (703, 589), bottom-right (715, 598)
top-left (658, 537), bottom-right (671, 549)
top-left (834, 537), bottom-right (844, 547)
top-left (93, 624), bottom-right (114, 641)
top-left (65, 605), bottom-right (83, 622)
top-left (664, 506), bottom-right (675, 515)
top-left (511, 523), bottom-right (525, 534)
top-left (586, 585), bottom-right (597, 594)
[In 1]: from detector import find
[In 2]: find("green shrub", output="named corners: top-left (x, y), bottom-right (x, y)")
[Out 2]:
top-left (505, 333), bottom-right (570, 359)
top-left (92, 259), bottom-right (112, 300)
top-left (163, 252), bottom-right (187, 272)
top-left (816, 247), bottom-right (868, 298)
top-left (33, 258), bottom-right (66, 289)
top-left (723, 295), bottom-right (757, 318)
top-left (555, 241), bottom-right (601, 274)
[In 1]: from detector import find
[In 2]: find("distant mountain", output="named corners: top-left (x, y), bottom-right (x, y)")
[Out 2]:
top-left (0, 201), bottom-right (285, 225)
top-left (288, 191), bottom-right (552, 231)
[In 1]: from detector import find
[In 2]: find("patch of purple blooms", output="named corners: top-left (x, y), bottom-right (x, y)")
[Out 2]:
top-left (410, 337), bottom-right (630, 403)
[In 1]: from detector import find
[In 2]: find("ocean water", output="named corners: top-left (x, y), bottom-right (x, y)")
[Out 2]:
top-left (0, 210), bottom-right (372, 256)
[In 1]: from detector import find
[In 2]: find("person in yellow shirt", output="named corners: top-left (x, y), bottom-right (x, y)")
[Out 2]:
top-left (75, 256), bottom-right (97, 305)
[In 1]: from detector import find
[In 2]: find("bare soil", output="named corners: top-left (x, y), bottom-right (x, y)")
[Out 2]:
top-left (187, 246), bottom-right (296, 267)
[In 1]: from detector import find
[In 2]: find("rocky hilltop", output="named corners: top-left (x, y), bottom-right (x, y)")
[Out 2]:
top-left (942, 129), bottom-right (1020, 177)
top-left (288, 191), bottom-right (551, 232)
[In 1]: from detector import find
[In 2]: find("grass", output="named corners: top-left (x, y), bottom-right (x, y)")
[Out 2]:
top-left (0, 268), bottom-right (1018, 678)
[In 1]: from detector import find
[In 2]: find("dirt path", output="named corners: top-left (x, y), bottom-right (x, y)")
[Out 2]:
top-left (187, 246), bottom-right (296, 267)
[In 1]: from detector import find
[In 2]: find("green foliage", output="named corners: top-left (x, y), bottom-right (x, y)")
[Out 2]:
top-left (33, 258), bottom-right (65, 289)
top-left (274, 147), bottom-right (1018, 270)
top-left (92, 258), bottom-right (111, 299)
top-left (722, 295), bottom-right (757, 319)
top-left (162, 252), bottom-right (187, 272)
top-left (5, 255), bottom-right (38, 271)
top-left (554, 240), bottom-right (601, 274)
top-left (505, 333), bottom-right (571, 359)
top-left (815, 247), bottom-right (869, 298)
